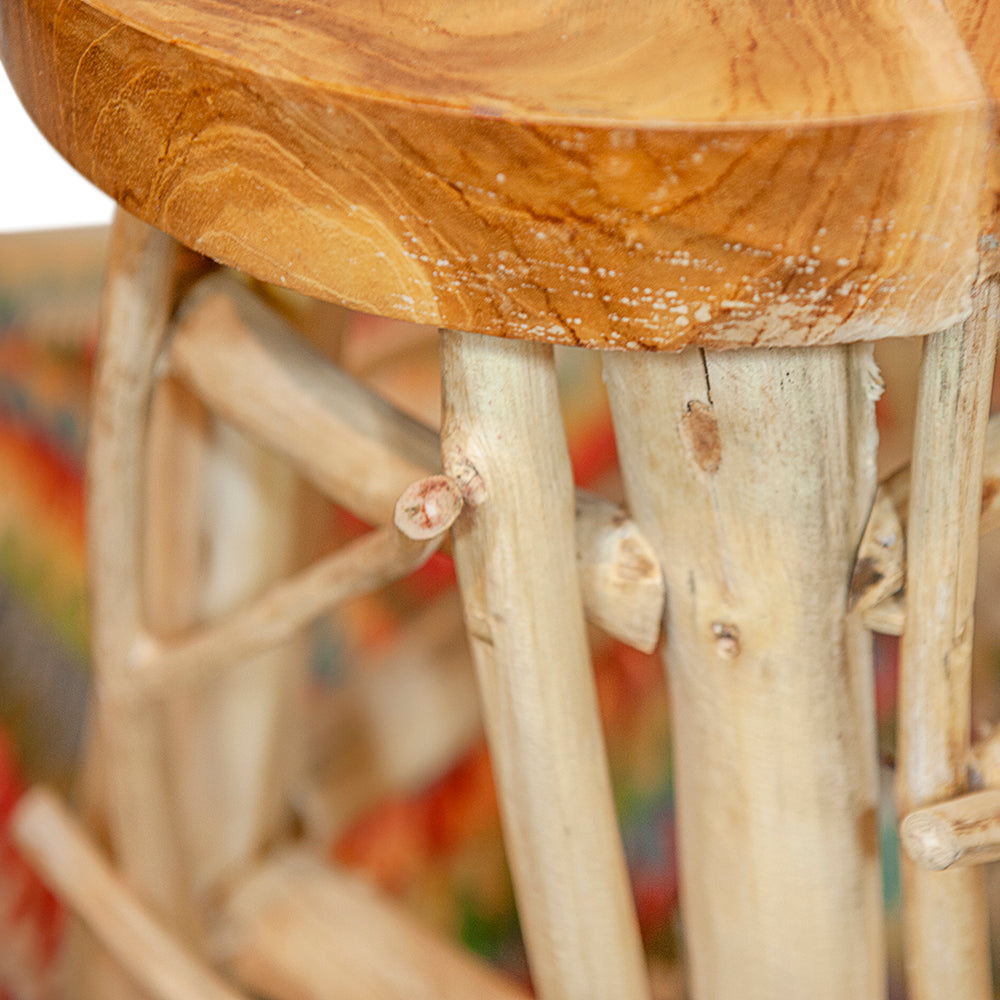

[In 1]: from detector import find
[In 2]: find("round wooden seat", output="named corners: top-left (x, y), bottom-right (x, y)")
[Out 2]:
top-left (2, 0), bottom-right (998, 349)
top-left (6, 6), bottom-right (1000, 1000)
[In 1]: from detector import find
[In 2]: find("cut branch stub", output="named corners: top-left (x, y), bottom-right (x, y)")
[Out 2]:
top-left (394, 475), bottom-right (465, 540)
top-left (901, 790), bottom-right (1000, 871)
top-left (852, 410), bottom-right (1000, 633)
top-left (165, 274), bottom-right (664, 651)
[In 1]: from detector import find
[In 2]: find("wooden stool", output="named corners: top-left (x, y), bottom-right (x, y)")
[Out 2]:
top-left (3, 2), bottom-right (999, 999)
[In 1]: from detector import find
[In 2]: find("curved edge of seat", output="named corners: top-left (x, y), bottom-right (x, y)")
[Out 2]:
top-left (3, 0), bottom-right (998, 349)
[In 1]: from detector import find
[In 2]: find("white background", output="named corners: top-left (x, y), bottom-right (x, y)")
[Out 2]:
top-left (1, 63), bottom-right (115, 233)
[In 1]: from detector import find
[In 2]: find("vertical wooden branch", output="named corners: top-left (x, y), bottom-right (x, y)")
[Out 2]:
top-left (603, 344), bottom-right (884, 1000)
top-left (153, 414), bottom-right (304, 906)
top-left (87, 210), bottom-right (192, 929)
top-left (895, 278), bottom-right (999, 1000)
top-left (440, 330), bottom-right (650, 1000)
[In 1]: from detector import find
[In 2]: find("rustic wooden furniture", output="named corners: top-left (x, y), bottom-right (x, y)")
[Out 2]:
top-left (3, 2), bottom-right (1000, 999)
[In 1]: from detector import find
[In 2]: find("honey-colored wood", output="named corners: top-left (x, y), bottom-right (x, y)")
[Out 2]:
top-left (895, 278), bottom-right (1000, 1000)
top-left (168, 276), bottom-right (664, 650)
top-left (218, 850), bottom-right (529, 1000)
top-left (603, 343), bottom-right (883, 1000)
top-left (441, 329), bottom-right (650, 1000)
top-left (11, 788), bottom-right (248, 1000)
top-left (2, 0), bottom-right (997, 349)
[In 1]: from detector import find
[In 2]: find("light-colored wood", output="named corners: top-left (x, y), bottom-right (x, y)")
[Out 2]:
top-left (440, 329), bottom-right (650, 1000)
top-left (10, 788), bottom-right (249, 1000)
top-left (86, 210), bottom-right (193, 933)
top-left (853, 410), bottom-right (1000, 630)
top-left (860, 595), bottom-right (907, 638)
top-left (901, 790), bottom-right (1000, 871)
top-left (3, 0), bottom-right (996, 349)
top-left (894, 278), bottom-right (1000, 1000)
top-left (89, 213), bottom-right (308, 964)
top-left (169, 275), bottom-right (439, 528)
top-left (162, 416), bottom-right (306, 903)
top-left (394, 474), bottom-right (466, 540)
top-left (848, 409), bottom-right (1000, 633)
top-left (130, 478), bottom-right (462, 693)
top-left (168, 276), bottom-right (664, 649)
top-left (574, 491), bottom-right (663, 654)
top-left (66, 713), bottom-right (144, 1000)
top-left (143, 380), bottom-right (209, 636)
top-left (849, 487), bottom-right (905, 617)
top-left (875, 406), bottom-right (1000, 538)
top-left (603, 343), bottom-right (883, 1000)
top-left (217, 849), bottom-right (528, 1000)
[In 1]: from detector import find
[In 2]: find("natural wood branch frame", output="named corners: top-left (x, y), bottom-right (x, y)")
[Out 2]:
top-left (901, 789), bottom-right (1000, 872)
top-left (11, 788), bottom-right (249, 1000)
top-left (441, 329), bottom-right (651, 1000)
top-left (125, 478), bottom-right (461, 696)
top-left (167, 273), bottom-right (664, 652)
top-left (603, 343), bottom-right (884, 1000)
top-left (218, 849), bottom-right (529, 1000)
top-left (894, 278), bottom-right (1000, 1000)
top-left (852, 410), bottom-right (1000, 633)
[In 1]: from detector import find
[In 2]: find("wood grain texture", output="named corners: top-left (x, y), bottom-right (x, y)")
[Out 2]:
top-left (2, 0), bottom-right (997, 348)
top-left (603, 343), bottom-right (883, 1000)
top-left (894, 279), bottom-right (1000, 1000)
top-left (441, 330), bottom-right (650, 1000)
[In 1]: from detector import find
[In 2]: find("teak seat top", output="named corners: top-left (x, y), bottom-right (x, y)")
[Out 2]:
top-left (3, 0), bottom-right (999, 349)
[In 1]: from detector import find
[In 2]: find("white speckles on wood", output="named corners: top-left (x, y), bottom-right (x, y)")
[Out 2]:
top-left (3, 0), bottom-right (996, 348)
top-left (603, 342), bottom-right (883, 1000)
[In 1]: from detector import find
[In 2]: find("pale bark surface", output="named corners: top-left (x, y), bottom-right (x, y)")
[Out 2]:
top-left (895, 280), bottom-right (1000, 1000)
top-left (441, 329), bottom-right (650, 1000)
top-left (604, 343), bottom-right (883, 1000)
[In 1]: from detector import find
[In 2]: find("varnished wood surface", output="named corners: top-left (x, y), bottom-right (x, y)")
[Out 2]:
top-left (2, 0), bottom-right (999, 348)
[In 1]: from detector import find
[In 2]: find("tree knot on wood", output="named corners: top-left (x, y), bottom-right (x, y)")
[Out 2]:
top-left (443, 447), bottom-right (487, 507)
top-left (680, 400), bottom-right (721, 474)
top-left (711, 621), bottom-right (741, 660)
